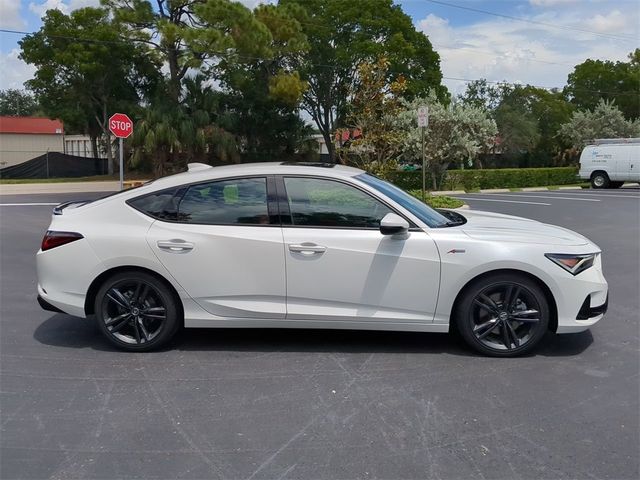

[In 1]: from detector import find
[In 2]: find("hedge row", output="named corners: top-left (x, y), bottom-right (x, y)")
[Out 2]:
top-left (387, 167), bottom-right (579, 191)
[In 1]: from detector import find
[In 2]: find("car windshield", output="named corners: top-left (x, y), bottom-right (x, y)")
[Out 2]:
top-left (356, 173), bottom-right (450, 228)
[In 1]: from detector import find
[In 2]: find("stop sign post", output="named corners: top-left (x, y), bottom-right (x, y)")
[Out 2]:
top-left (108, 113), bottom-right (133, 190)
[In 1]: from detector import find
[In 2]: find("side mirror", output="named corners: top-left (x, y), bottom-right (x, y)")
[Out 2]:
top-left (380, 213), bottom-right (410, 236)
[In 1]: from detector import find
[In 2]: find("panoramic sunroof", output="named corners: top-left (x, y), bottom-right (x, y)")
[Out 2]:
top-left (280, 161), bottom-right (336, 168)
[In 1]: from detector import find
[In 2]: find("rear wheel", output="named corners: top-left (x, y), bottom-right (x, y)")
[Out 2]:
top-left (94, 272), bottom-right (180, 351)
top-left (455, 273), bottom-right (550, 357)
top-left (591, 172), bottom-right (610, 189)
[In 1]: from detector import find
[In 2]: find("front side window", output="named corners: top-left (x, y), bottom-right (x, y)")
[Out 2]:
top-left (178, 178), bottom-right (269, 225)
top-left (356, 173), bottom-right (450, 228)
top-left (283, 177), bottom-right (393, 228)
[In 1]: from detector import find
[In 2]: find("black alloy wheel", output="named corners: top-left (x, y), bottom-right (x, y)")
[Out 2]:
top-left (95, 272), bottom-right (179, 351)
top-left (456, 274), bottom-right (549, 357)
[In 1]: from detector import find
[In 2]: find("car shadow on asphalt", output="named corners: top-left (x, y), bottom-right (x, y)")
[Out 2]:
top-left (33, 313), bottom-right (593, 357)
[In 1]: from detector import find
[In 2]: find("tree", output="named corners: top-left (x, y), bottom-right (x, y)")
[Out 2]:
top-left (102, 0), bottom-right (202, 105)
top-left (457, 79), bottom-right (512, 112)
top-left (559, 99), bottom-right (640, 149)
top-left (493, 103), bottom-right (540, 157)
top-left (131, 76), bottom-right (239, 177)
top-left (280, 0), bottom-right (446, 162)
top-left (337, 58), bottom-right (407, 174)
top-left (193, 2), bottom-right (311, 162)
top-left (396, 94), bottom-right (497, 189)
top-left (459, 81), bottom-right (574, 166)
top-left (564, 50), bottom-right (640, 121)
top-left (20, 7), bottom-right (159, 168)
top-left (0, 90), bottom-right (40, 116)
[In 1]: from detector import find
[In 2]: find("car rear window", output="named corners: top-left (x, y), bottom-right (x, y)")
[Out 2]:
top-left (127, 188), bottom-right (181, 220)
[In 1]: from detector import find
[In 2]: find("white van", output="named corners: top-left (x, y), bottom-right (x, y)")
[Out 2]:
top-left (579, 138), bottom-right (640, 188)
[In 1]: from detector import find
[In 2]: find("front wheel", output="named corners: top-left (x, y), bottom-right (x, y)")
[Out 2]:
top-left (94, 272), bottom-right (180, 351)
top-left (455, 273), bottom-right (550, 357)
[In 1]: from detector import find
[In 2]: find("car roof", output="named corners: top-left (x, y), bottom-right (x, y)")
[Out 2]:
top-left (149, 162), bottom-right (365, 189)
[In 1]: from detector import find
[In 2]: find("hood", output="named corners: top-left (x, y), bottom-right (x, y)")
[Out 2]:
top-left (456, 209), bottom-right (590, 246)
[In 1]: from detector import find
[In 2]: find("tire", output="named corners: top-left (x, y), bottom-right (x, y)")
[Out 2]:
top-left (94, 271), bottom-right (180, 352)
top-left (591, 172), bottom-right (610, 189)
top-left (454, 273), bottom-right (550, 357)
top-left (610, 181), bottom-right (624, 189)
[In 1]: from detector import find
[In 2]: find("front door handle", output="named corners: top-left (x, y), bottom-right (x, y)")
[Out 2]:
top-left (288, 242), bottom-right (326, 255)
top-left (157, 239), bottom-right (194, 253)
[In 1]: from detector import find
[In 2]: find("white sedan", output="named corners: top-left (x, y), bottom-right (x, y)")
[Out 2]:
top-left (36, 162), bottom-right (608, 356)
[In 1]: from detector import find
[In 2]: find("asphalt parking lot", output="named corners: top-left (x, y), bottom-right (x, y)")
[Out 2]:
top-left (1, 187), bottom-right (639, 479)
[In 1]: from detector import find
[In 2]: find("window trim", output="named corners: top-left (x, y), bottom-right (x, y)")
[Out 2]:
top-left (276, 174), bottom-right (419, 231)
top-left (126, 175), bottom-right (280, 227)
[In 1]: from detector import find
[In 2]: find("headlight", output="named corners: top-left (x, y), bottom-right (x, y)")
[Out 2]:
top-left (545, 253), bottom-right (597, 276)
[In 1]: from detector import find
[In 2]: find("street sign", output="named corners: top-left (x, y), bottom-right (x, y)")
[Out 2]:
top-left (108, 113), bottom-right (133, 191)
top-left (108, 113), bottom-right (133, 138)
top-left (417, 105), bottom-right (429, 128)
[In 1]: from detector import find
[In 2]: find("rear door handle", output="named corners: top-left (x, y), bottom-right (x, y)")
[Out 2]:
top-left (288, 243), bottom-right (326, 255)
top-left (157, 239), bottom-right (194, 253)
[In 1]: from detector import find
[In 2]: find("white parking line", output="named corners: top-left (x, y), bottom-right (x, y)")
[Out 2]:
top-left (475, 193), bottom-right (600, 202)
top-left (453, 197), bottom-right (550, 206)
top-left (0, 203), bottom-right (58, 206)
top-left (543, 192), bottom-right (640, 199)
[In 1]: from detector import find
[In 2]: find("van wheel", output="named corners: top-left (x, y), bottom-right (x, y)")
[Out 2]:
top-left (610, 181), bottom-right (624, 188)
top-left (591, 172), bottom-right (609, 189)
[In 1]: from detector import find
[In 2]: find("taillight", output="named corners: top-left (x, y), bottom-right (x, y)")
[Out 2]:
top-left (41, 231), bottom-right (84, 251)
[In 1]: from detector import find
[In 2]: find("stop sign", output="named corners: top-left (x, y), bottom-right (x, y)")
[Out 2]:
top-left (108, 113), bottom-right (133, 138)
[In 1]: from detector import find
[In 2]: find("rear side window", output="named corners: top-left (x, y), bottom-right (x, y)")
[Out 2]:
top-left (178, 178), bottom-right (269, 225)
top-left (128, 188), bottom-right (179, 220)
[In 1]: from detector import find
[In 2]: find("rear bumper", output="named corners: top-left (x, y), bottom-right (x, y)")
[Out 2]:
top-left (37, 294), bottom-right (65, 314)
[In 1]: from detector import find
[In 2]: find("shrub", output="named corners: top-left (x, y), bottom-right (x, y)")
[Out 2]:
top-left (407, 191), bottom-right (465, 209)
top-left (386, 167), bottom-right (578, 191)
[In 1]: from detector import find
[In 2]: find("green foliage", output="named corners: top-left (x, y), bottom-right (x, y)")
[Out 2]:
top-left (388, 167), bottom-right (578, 191)
top-left (20, 7), bottom-right (159, 166)
top-left (338, 58), bottom-right (408, 170)
top-left (407, 191), bottom-right (464, 209)
top-left (494, 102), bottom-right (540, 155)
top-left (565, 50), bottom-right (640, 121)
top-left (131, 77), bottom-right (239, 176)
top-left (559, 99), bottom-right (640, 149)
top-left (0, 89), bottom-right (40, 116)
top-left (101, 0), bottom-right (196, 103)
top-left (280, 0), bottom-right (446, 162)
top-left (395, 93), bottom-right (497, 189)
top-left (458, 81), bottom-right (574, 167)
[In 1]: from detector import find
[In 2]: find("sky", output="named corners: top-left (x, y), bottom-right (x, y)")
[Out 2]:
top-left (0, 0), bottom-right (638, 96)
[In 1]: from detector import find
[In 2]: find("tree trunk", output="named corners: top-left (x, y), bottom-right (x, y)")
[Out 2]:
top-left (90, 135), bottom-right (99, 159)
top-left (167, 47), bottom-right (181, 105)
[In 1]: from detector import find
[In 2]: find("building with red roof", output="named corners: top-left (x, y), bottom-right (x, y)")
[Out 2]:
top-left (0, 116), bottom-right (65, 168)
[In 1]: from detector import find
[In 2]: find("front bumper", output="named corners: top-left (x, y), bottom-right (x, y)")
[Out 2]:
top-left (552, 255), bottom-right (608, 333)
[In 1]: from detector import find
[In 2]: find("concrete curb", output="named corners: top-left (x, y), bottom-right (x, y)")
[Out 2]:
top-left (480, 188), bottom-right (511, 193)
top-left (0, 181), bottom-right (120, 195)
top-left (521, 187), bottom-right (549, 192)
